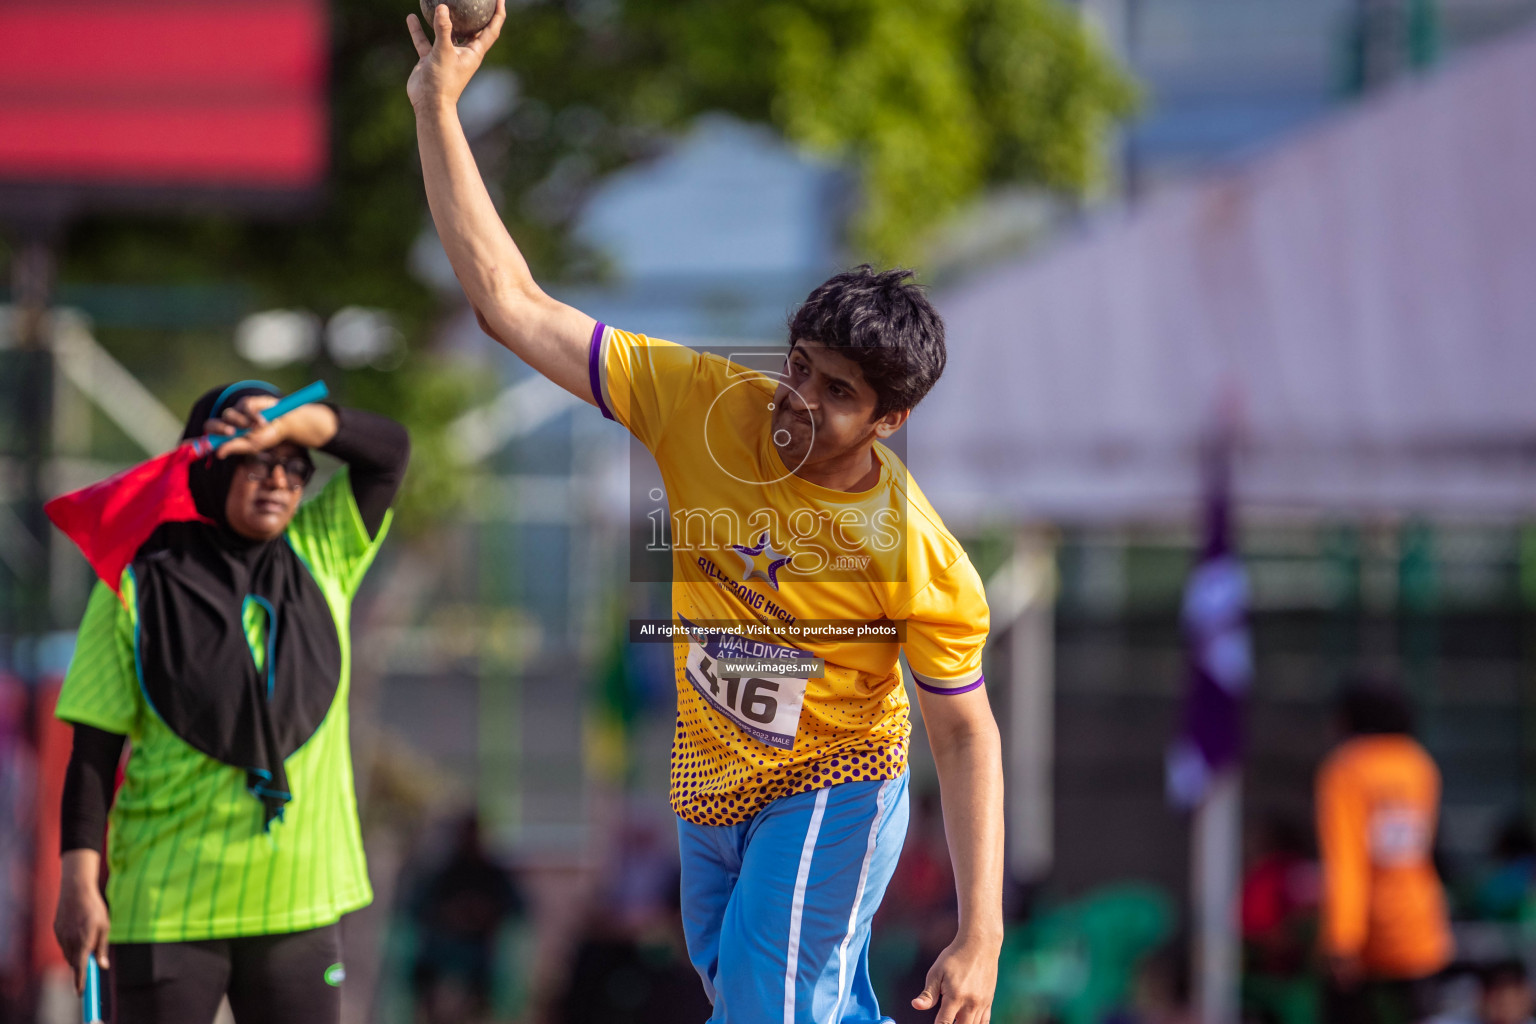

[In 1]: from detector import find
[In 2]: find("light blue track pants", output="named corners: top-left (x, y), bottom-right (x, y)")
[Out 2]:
top-left (677, 771), bottom-right (910, 1024)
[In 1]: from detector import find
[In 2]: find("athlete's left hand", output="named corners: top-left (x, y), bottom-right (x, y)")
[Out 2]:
top-left (207, 395), bottom-right (339, 457)
top-left (912, 934), bottom-right (999, 1024)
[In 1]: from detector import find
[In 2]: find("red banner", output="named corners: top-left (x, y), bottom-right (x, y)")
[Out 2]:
top-left (0, 1), bottom-right (328, 189)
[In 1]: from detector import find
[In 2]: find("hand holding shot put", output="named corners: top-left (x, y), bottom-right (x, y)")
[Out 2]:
top-left (406, 0), bottom-right (506, 112)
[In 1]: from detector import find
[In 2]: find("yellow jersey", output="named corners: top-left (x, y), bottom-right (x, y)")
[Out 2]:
top-left (591, 323), bottom-right (990, 825)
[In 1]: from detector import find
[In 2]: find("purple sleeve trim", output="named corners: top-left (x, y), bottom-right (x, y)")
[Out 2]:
top-left (915, 675), bottom-right (986, 696)
top-left (588, 321), bottom-right (614, 421)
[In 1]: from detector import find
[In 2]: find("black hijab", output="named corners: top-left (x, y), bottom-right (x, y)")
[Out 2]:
top-left (130, 382), bottom-right (341, 829)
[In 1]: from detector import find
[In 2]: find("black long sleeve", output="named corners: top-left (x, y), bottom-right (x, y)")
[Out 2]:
top-left (319, 407), bottom-right (410, 538)
top-left (60, 724), bottom-right (127, 855)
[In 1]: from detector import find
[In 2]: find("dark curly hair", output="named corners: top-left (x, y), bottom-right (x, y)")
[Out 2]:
top-left (787, 265), bottom-right (946, 420)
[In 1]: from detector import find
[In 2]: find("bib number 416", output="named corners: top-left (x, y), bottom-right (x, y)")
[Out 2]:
top-left (695, 655), bottom-right (779, 724)
top-left (683, 639), bottom-right (809, 750)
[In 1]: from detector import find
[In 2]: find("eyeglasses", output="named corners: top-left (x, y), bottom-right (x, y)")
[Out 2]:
top-left (241, 452), bottom-right (314, 488)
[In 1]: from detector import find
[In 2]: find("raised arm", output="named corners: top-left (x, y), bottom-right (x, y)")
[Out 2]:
top-left (406, 0), bottom-right (598, 404)
top-left (208, 400), bottom-right (411, 539)
top-left (319, 408), bottom-right (410, 539)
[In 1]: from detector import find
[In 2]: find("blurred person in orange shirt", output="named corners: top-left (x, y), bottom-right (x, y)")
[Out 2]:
top-left (1317, 678), bottom-right (1453, 1024)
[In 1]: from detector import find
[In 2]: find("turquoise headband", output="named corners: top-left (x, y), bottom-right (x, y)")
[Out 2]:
top-left (212, 380), bottom-right (282, 417)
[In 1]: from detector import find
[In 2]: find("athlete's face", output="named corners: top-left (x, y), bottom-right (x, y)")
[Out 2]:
top-left (771, 341), bottom-right (908, 478)
top-left (224, 442), bottom-right (308, 541)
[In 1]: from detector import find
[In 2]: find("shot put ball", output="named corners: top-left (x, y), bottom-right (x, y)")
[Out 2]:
top-left (420, 0), bottom-right (495, 43)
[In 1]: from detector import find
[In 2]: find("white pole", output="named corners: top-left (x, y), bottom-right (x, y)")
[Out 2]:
top-left (1192, 769), bottom-right (1243, 1024)
top-left (987, 530), bottom-right (1056, 881)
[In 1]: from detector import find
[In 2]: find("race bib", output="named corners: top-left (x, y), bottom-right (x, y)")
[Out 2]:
top-left (680, 617), bottom-right (816, 750)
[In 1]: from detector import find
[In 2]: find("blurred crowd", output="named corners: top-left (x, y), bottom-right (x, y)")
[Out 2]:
top-left (386, 674), bottom-right (1536, 1024)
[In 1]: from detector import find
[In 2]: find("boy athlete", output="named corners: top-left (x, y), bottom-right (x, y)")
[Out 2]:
top-left (407, 5), bottom-right (1004, 1022)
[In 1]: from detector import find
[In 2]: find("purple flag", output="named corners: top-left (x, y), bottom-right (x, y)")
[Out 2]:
top-left (1167, 437), bottom-right (1252, 808)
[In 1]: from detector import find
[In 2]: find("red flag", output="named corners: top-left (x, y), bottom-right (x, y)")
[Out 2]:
top-left (44, 438), bottom-right (215, 600)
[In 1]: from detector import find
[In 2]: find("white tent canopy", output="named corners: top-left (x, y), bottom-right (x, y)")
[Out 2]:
top-left (915, 27), bottom-right (1536, 527)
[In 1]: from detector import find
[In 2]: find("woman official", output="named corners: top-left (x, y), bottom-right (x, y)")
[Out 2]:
top-left (51, 382), bottom-right (409, 1024)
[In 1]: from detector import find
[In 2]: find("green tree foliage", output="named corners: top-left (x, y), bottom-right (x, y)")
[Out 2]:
top-left (624, 0), bottom-right (1137, 258)
top-left (492, 0), bottom-right (1136, 261)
